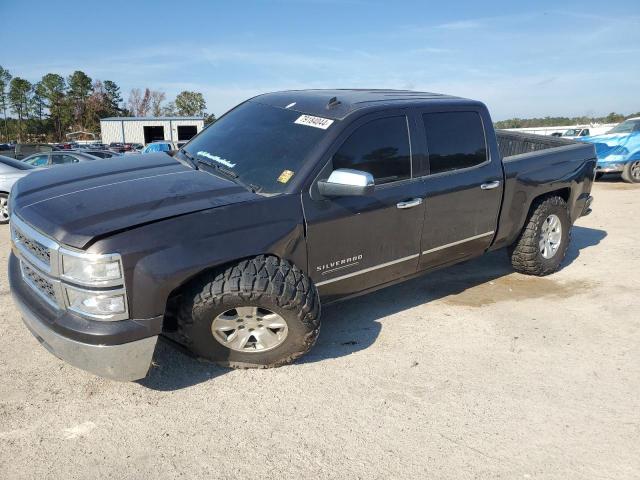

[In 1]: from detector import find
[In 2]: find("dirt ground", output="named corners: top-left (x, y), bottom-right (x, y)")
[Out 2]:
top-left (0, 179), bottom-right (638, 480)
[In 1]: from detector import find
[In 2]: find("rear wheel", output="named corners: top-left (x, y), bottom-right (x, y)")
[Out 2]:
top-left (509, 196), bottom-right (571, 276)
top-left (621, 160), bottom-right (640, 183)
top-left (176, 255), bottom-right (320, 368)
top-left (0, 193), bottom-right (9, 224)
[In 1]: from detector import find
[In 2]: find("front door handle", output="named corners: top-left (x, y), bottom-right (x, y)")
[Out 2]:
top-left (397, 198), bottom-right (423, 209)
top-left (480, 180), bottom-right (501, 190)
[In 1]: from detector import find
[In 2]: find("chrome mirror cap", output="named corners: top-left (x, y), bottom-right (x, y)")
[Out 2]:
top-left (317, 168), bottom-right (375, 197)
top-left (326, 168), bottom-right (374, 186)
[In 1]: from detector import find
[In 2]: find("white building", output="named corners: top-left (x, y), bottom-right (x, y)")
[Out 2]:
top-left (100, 117), bottom-right (205, 145)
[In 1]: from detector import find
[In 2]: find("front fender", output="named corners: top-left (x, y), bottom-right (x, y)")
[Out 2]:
top-left (92, 194), bottom-right (307, 319)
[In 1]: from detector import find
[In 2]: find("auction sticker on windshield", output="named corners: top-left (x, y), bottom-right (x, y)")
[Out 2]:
top-left (294, 114), bottom-right (334, 130)
top-left (277, 169), bottom-right (295, 184)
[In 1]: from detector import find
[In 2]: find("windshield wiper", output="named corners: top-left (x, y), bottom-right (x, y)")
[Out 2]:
top-left (177, 148), bottom-right (198, 169)
top-left (196, 158), bottom-right (261, 193)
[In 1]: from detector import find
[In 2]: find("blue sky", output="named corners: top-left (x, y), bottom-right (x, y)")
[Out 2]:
top-left (1, 0), bottom-right (639, 120)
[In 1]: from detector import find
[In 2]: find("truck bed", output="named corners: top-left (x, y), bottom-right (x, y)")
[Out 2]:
top-left (490, 130), bottom-right (597, 251)
top-left (496, 129), bottom-right (577, 158)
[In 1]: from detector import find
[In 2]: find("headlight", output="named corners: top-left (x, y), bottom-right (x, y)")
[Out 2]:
top-left (65, 285), bottom-right (127, 320)
top-left (60, 250), bottom-right (123, 286)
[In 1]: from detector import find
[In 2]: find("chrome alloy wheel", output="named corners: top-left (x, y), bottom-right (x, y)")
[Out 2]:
top-left (0, 196), bottom-right (9, 222)
top-left (540, 214), bottom-right (562, 259)
top-left (211, 306), bottom-right (288, 353)
top-left (630, 160), bottom-right (640, 181)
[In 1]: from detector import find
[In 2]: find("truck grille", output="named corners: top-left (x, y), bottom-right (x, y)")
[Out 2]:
top-left (14, 228), bottom-right (51, 266)
top-left (11, 214), bottom-right (129, 320)
top-left (20, 261), bottom-right (58, 305)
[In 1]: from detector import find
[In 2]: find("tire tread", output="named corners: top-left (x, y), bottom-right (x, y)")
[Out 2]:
top-left (509, 196), bottom-right (571, 276)
top-left (176, 255), bottom-right (320, 368)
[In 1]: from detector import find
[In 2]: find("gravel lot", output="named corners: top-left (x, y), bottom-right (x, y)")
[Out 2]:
top-left (1, 180), bottom-right (638, 480)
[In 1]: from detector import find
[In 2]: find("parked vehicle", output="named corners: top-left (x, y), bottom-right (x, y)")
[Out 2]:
top-left (8, 90), bottom-right (596, 381)
top-left (139, 141), bottom-right (179, 154)
top-left (0, 155), bottom-right (38, 224)
top-left (125, 141), bottom-right (179, 155)
top-left (109, 142), bottom-right (132, 153)
top-left (52, 142), bottom-right (78, 150)
top-left (577, 117), bottom-right (640, 182)
top-left (73, 149), bottom-right (122, 159)
top-left (78, 143), bottom-right (108, 150)
top-left (562, 128), bottom-right (591, 138)
top-left (5, 143), bottom-right (56, 160)
top-left (22, 150), bottom-right (101, 167)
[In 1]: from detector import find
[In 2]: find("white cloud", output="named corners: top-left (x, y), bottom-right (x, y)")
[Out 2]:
top-left (434, 19), bottom-right (483, 30)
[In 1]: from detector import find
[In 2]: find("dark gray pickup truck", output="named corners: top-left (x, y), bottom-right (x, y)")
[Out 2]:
top-left (8, 90), bottom-right (596, 381)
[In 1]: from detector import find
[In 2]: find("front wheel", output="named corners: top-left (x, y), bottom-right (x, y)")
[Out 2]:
top-left (176, 255), bottom-right (320, 368)
top-left (621, 160), bottom-right (640, 183)
top-left (0, 193), bottom-right (9, 225)
top-left (509, 196), bottom-right (571, 276)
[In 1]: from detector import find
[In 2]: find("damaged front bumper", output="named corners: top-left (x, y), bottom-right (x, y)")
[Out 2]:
top-left (14, 292), bottom-right (158, 381)
top-left (9, 253), bottom-right (161, 381)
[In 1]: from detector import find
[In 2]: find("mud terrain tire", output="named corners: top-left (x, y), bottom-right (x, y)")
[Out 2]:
top-left (176, 255), bottom-right (320, 368)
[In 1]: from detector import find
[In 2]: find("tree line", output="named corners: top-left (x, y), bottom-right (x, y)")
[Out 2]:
top-left (0, 65), bottom-right (214, 143)
top-left (494, 112), bottom-right (640, 129)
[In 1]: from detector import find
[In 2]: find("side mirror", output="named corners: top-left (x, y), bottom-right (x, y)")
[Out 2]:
top-left (317, 168), bottom-right (375, 197)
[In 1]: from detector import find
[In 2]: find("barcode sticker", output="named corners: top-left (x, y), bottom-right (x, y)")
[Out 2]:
top-left (294, 114), bottom-right (334, 130)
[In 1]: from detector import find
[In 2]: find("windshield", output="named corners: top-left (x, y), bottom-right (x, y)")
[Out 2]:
top-left (182, 101), bottom-right (332, 194)
top-left (0, 155), bottom-right (36, 170)
top-left (563, 129), bottom-right (580, 136)
top-left (609, 120), bottom-right (640, 134)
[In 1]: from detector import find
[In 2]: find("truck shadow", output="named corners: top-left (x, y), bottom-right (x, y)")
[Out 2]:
top-left (139, 225), bottom-right (606, 391)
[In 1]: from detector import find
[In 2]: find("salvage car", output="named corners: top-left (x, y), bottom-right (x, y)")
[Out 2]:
top-left (22, 150), bottom-right (101, 167)
top-left (8, 90), bottom-right (596, 381)
top-left (578, 117), bottom-right (640, 182)
top-left (0, 155), bottom-right (38, 224)
top-left (139, 141), bottom-right (179, 154)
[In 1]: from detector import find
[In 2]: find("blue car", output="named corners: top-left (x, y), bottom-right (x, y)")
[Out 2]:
top-left (578, 118), bottom-right (640, 183)
top-left (142, 141), bottom-right (178, 154)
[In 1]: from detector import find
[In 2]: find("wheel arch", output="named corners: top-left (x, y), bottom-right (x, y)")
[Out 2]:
top-left (530, 187), bottom-right (571, 207)
top-left (491, 186), bottom-right (573, 251)
top-left (521, 187), bottom-right (572, 232)
top-left (162, 253), bottom-right (309, 333)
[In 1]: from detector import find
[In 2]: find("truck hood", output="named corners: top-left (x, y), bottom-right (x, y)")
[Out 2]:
top-left (12, 153), bottom-right (259, 249)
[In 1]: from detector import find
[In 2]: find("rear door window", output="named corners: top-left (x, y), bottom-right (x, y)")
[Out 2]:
top-left (333, 116), bottom-right (411, 184)
top-left (422, 112), bottom-right (487, 175)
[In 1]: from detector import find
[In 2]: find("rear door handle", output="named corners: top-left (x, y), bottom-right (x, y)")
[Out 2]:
top-left (480, 181), bottom-right (501, 190)
top-left (396, 198), bottom-right (423, 209)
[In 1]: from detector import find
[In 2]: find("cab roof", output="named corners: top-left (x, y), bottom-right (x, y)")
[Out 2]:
top-left (250, 89), bottom-right (477, 120)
